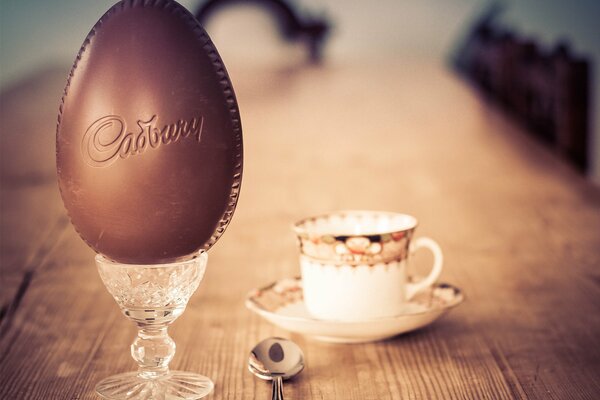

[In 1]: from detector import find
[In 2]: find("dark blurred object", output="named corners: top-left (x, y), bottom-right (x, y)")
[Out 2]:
top-left (195, 0), bottom-right (330, 62)
top-left (453, 4), bottom-right (590, 172)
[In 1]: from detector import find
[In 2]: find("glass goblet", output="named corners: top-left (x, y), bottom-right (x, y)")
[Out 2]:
top-left (94, 251), bottom-right (212, 399)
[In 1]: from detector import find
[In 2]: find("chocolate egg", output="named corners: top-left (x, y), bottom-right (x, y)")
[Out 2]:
top-left (56, 0), bottom-right (242, 264)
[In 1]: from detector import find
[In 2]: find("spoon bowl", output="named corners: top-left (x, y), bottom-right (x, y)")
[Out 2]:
top-left (249, 337), bottom-right (305, 399)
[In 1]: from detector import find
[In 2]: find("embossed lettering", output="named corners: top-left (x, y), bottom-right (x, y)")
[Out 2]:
top-left (81, 114), bottom-right (204, 167)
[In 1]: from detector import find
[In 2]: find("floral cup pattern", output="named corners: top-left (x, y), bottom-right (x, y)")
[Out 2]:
top-left (293, 211), bottom-right (416, 264)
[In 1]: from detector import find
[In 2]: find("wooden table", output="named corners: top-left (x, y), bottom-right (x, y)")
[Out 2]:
top-left (1, 60), bottom-right (599, 399)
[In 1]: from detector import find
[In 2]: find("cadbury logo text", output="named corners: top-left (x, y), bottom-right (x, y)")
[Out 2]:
top-left (81, 114), bottom-right (204, 167)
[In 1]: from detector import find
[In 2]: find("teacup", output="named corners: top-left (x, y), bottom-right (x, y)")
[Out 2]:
top-left (293, 210), bottom-right (443, 320)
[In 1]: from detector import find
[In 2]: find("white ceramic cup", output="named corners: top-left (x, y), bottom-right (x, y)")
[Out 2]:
top-left (293, 211), bottom-right (443, 321)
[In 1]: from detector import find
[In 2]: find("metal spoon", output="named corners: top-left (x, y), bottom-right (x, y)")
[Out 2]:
top-left (249, 337), bottom-right (305, 400)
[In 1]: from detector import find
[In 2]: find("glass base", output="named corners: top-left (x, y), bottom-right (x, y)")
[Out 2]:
top-left (95, 371), bottom-right (214, 400)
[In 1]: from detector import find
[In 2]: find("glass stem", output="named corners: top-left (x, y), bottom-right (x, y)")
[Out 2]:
top-left (131, 324), bottom-right (176, 379)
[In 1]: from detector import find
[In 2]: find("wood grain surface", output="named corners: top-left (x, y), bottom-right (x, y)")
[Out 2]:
top-left (1, 60), bottom-right (599, 399)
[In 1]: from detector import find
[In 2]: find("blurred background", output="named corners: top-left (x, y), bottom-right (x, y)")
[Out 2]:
top-left (1, 0), bottom-right (599, 182)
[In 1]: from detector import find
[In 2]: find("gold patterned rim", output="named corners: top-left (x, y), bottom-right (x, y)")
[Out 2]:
top-left (293, 211), bottom-right (419, 264)
top-left (246, 277), bottom-right (464, 323)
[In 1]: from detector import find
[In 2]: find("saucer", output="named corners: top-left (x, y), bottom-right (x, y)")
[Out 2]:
top-left (246, 277), bottom-right (464, 343)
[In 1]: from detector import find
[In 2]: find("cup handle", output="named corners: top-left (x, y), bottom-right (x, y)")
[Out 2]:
top-left (405, 237), bottom-right (443, 300)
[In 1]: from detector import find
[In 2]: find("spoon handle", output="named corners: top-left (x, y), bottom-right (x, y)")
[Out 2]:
top-left (271, 376), bottom-right (284, 400)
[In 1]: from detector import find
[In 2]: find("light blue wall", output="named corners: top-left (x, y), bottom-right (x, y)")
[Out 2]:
top-left (0, 0), bottom-right (198, 87)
